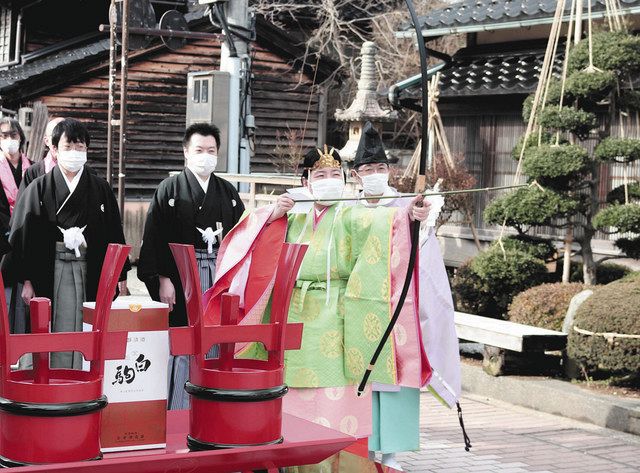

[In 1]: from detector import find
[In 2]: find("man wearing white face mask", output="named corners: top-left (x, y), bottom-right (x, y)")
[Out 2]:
top-left (0, 118), bottom-right (32, 335)
top-left (352, 122), bottom-right (461, 471)
top-left (138, 122), bottom-right (244, 410)
top-left (4, 118), bottom-right (130, 368)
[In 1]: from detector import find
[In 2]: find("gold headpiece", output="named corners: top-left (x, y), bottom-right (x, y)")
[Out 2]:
top-left (311, 144), bottom-right (341, 170)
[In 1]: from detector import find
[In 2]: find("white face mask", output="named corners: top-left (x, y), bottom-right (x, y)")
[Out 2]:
top-left (360, 172), bottom-right (389, 196)
top-left (0, 139), bottom-right (20, 155)
top-left (57, 150), bottom-right (87, 173)
top-left (310, 178), bottom-right (345, 206)
top-left (187, 153), bottom-right (218, 177)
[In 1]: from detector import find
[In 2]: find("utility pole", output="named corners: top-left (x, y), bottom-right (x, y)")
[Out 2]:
top-left (202, 0), bottom-right (252, 178)
top-left (221, 0), bottom-right (251, 178)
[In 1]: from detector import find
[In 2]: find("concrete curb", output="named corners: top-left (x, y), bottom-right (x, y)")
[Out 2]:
top-left (461, 362), bottom-right (640, 436)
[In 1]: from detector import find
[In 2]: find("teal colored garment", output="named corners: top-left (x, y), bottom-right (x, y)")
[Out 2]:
top-left (369, 387), bottom-right (420, 454)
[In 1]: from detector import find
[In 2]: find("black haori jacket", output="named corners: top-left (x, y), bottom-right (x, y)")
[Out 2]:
top-left (137, 169), bottom-right (244, 327)
top-left (2, 165), bottom-right (130, 301)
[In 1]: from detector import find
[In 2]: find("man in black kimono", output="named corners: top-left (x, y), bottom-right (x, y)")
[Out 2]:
top-left (19, 116), bottom-right (64, 193)
top-left (5, 118), bottom-right (130, 368)
top-left (137, 122), bottom-right (244, 409)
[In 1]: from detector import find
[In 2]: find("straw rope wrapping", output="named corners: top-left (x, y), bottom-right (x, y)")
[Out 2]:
top-left (573, 325), bottom-right (640, 345)
top-left (496, 0), bottom-right (569, 257)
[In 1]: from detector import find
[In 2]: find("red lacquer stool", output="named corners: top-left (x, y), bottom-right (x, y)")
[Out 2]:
top-left (169, 242), bottom-right (307, 451)
top-left (0, 244), bottom-right (130, 467)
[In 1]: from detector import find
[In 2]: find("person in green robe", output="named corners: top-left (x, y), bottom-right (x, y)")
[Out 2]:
top-left (238, 145), bottom-right (429, 441)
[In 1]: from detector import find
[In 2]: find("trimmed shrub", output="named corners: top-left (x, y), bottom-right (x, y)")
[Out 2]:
top-left (521, 80), bottom-right (564, 121)
top-left (499, 235), bottom-right (556, 261)
top-left (607, 181), bottom-right (640, 204)
top-left (452, 248), bottom-right (548, 319)
top-left (451, 262), bottom-right (496, 318)
top-left (522, 144), bottom-right (590, 188)
top-left (593, 203), bottom-right (640, 233)
top-left (619, 89), bottom-right (640, 110)
top-left (565, 261), bottom-right (632, 284)
top-left (595, 263), bottom-right (633, 285)
top-left (567, 31), bottom-right (640, 74)
top-left (512, 131), bottom-right (556, 161)
top-left (594, 137), bottom-right (640, 163)
top-left (508, 282), bottom-right (584, 331)
top-left (615, 237), bottom-right (640, 259)
top-left (567, 278), bottom-right (640, 377)
top-left (484, 186), bottom-right (579, 229)
top-left (564, 70), bottom-right (616, 101)
top-left (538, 107), bottom-right (597, 140)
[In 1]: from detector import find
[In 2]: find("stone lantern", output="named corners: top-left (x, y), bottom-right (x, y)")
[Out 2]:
top-left (334, 41), bottom-right (397, 164)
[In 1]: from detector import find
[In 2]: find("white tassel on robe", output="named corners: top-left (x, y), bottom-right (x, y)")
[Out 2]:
top-left (58, 226), bottom-right (87, 258)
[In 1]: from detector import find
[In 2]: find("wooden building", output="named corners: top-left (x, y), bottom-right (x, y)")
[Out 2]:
top-left (0, 0), bottom-right (337, 258)
top-left (394, 0), bottom-right (640, 265)
top-left (0, 0), bottom-right (336, 199)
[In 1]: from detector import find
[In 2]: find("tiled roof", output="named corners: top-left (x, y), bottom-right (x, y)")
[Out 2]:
top-left (399, 0), bottom-right (640, 35)
top-left (0, 9), bottom-right (337, 100)
top-left (397, 42), bottom-right (564, 100)
top-left (439, 45), bottom-right (563, 96)
top-left (0, 9), bottom-right (207, 96)
top-left (0, 40), bottom-right (111, 94)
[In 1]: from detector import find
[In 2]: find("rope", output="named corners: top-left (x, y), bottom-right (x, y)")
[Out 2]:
top-left (300, 53), bottom-right (322, 149)
top-left (573, 325), bottom-right (640, 343)
top-left (497, 0), bottom-right (567, 255)
top-left (404, 72), bottom-right (455, 181)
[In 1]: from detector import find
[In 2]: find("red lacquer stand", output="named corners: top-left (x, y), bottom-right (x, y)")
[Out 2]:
top-left (168, 242), bottom-right (308, 450)
top-left (0, 244), bottom-right (131, 467)
top-left (0, 241), bottom-right (360, 472)
top-left (7, 409), bottom-right (356, 472)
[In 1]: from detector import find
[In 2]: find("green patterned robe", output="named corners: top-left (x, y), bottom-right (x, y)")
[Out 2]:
top-left (244, 203), bottom-right (400, 388)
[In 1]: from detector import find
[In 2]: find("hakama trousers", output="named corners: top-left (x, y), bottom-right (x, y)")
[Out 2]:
top-left (167, 248), bottom-right (217, 410)
top-left (51, 242), bottom-right (87, 369)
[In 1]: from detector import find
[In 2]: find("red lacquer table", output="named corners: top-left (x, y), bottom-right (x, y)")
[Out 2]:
top-left (9, 409), bottom-right (357, 472)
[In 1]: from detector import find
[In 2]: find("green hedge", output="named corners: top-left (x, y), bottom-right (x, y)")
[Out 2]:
top-left (451, 262), bottom-right (496, 318)
top-left (538, 107), bottom-right (597, 139)
top-left (512, 131), bottom-right (557, 161)
top-left (593, 203), bottom-right (640, 233)
top-left (567, 31), bottom-right (640, 74)
top-left (594, 137), bottom-right (640, 163)
top-left (452, 247), bottom-right (548, 319)
top-left (484, 186), bottom-right (579, 228)
top-left (564, 70), bottom-right (616, 101)
top-left (508, 282), bottom-right (584, 331)
top-left (619, 89), bottom-right (640, 110)
top-left (567, 278), bottom-right (640, 377)
top-left (595, 263), bottom-right (632, 285)
top-left (552, 261), bottom-right (631, 284)
top-left (522, 144), bottom-right (590, 187)
top-left (615, 237), bottom-right (640, 259)
top-left (606, 181), bottom-right (640, 204)
top-left (499, 235), bottom-right (556, 261)
top-left (521, 80), bottom-right (565, 121)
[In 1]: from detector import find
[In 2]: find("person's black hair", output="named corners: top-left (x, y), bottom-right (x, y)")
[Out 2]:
top-left (183, 122), bottom-right (221, 149)
top-left (0, 118), bottom-right (26, 151)
top-left (300, 146), bottom-right (344, 183)
top-left (51, 118), bottom-right (90, 148)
